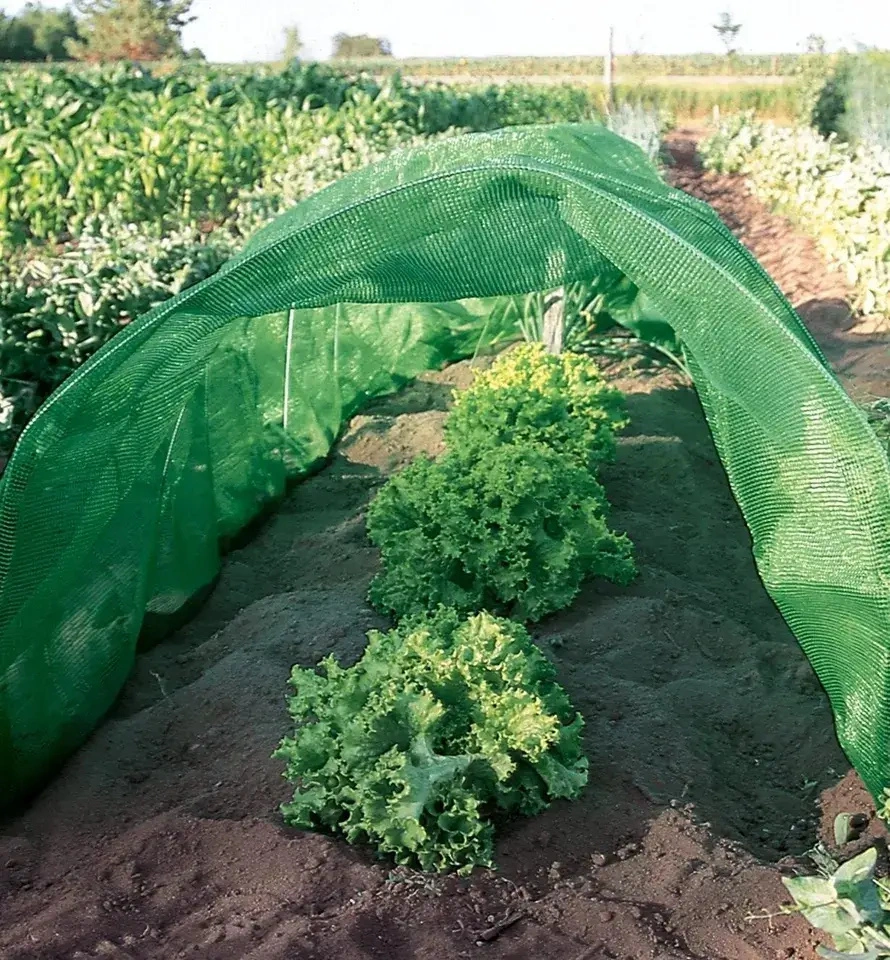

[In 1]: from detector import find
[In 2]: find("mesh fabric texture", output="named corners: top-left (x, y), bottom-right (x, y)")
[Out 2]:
top-left (2, 123), bottom-right (889, 811)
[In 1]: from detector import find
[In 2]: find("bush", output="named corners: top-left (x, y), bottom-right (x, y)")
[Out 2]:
top-left (700, 119), bottom-right (890, 316)
top-left (841, 52), bottom-right (890, 151)
top-left (0, 220), bottom-right (233, 455)
top-left (274, 608), bottom-right (587, 873)
top-left (607, 102), bottom-right (665, 163)
top-left (444, 343), bottom-right (627, 470)
top-left (367, 440), bottom-right (635, 623)
top-left (790, 51), bottom-right (847, 133)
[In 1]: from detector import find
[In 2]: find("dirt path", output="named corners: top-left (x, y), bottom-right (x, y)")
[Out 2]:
top-left (667, 128), bottom-right (890, 401)
top-left (1, 138), bottom-right (887, 960)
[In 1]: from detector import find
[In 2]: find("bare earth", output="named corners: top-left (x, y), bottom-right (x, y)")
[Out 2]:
top-left (0, 135), bottom-right (886, 960)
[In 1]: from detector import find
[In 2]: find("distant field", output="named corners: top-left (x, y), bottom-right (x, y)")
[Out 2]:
top-left (0, 57), bottom-right (799, 122)
top-left (332, 53), bottom-right (803, 78)
top-left (397, 74), bottom-right (793, 87)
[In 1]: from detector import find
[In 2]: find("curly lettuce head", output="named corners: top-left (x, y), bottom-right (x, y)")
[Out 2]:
top-left (274, 609), bottom-right (587, 873)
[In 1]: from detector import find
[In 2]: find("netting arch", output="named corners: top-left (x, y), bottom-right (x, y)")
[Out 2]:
top-left (2, 123), bottom-right (890, 811)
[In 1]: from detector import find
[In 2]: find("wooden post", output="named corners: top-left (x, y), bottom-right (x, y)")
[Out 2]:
top-left (603, 25), bottom-right (615, 114)
top-left (542, 287), bottom-right (565, 355)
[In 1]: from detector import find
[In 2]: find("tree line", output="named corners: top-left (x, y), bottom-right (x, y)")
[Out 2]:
top-left (0, 1), bottom-right (395, 64)
top-left (0, 0), bottom-right (203, 61)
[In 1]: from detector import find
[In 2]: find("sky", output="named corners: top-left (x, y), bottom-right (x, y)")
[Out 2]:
top-left (6, 0), bottom-right (890, 62)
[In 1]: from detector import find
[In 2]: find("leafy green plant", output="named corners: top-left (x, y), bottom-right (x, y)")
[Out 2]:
top-left (606, 102), bottom-right (665, 164)
top-left (0, 218), bottom-right (232, 455)
top-left (0, 63), bottom-right (606, 249)
top-left (701, 119), bottom-right (890, 316)
top-left (790, 45), bottom-right (847, 133)
top-left (367, 439), bottom-right (635, 623)
top-left (444, 343), bottom-right (627, 470)
top-left (841, 52), bottom-right (890, 152)
top-left (781, 846), bottom-right (890, 958)
top-left (864, 398), bottom-right (890, 451)
top-left (274, 608), bottom-right (587, 873)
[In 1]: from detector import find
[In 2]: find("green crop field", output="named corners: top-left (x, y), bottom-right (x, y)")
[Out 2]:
top-left (4, 10), bottom-right (890, 958)
top-left (0, 56), bottom-right (820, 458)
top-left (331, 53), bottom-right (803, 78)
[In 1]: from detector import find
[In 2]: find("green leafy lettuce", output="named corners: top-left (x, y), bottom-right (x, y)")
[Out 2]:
top-left (367, 441), bottom-right (634, 622)
top-left (274, 608), bottom-right (587, 873)
top-left (444, 342), bottom-right (628, 469)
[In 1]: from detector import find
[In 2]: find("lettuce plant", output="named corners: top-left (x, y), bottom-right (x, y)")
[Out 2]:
top-left (367, 440), bottom-right (635, 622)
top-left (275, 608), bottom-right (587, 873)
top-left (444, 343), bottom-right (627, 470)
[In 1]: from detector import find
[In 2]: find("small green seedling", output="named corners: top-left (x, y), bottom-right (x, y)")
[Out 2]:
top-left (835, 812), bottom-right (868, 846)
top-left (864, 398), bottom-right (890, 450)
top-left (782, 846), bottom-right (890, 958)
top-left (878, 787), bottom-right (890, 823)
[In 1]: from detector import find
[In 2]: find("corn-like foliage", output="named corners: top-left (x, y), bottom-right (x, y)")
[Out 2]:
top-left (0, 64), bottom-right (601, 250)
top-left (275, 608), bottom-right (587, 873)
top-left (0, 64), bottom-right (616, 461)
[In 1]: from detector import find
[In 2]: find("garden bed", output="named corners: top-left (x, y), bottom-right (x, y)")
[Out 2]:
top-left (0, 352), bottom-right (859, 960)
top-left (2, 137), bottom-right (888, 960)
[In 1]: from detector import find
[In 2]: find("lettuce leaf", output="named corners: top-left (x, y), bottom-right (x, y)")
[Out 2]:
top-left (274, 608), bottom-right (588, 873)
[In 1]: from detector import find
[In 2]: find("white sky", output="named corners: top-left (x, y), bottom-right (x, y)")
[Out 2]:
top-left (6, 0), bottom-right (890, 62)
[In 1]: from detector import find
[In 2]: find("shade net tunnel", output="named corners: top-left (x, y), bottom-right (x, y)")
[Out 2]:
top-left (2, 123), bottom-right (890, 813)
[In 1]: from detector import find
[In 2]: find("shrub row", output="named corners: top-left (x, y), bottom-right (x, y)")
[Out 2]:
top-left (700, 116), bottom-right (890, 317)
top-left (0, 221), bottom-right (235, 455)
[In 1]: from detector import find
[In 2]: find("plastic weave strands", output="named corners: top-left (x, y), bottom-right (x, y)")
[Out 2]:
top-left (2, 124), bottom-right (889, 812)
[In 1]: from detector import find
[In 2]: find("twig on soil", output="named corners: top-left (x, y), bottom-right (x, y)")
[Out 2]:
top-left (476, 910), bottom-right (524, 943)
top-left (149, 670), bottom-right (169, 699)
top-left (666, 626), bottom-right (716, 663)
top-left (745, 905), bottom-right (794, 931)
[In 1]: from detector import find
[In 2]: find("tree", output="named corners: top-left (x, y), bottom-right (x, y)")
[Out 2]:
top-left (713, 11), bottom-right (742, 56)
top-left (0, 12), bottom-right (38, 59)
top-left (331, 33), bottom-right (392, 58)
top-left (67, 0), bottom-right (196, 61)
top-left (281, 24), bottom-right (302, 62)
top-left (0, 4), bottom-right (79, 61)
top-left (20, 4), bottom-right (79, 59)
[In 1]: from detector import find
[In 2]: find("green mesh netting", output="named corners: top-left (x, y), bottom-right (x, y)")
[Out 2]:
top-left (2, 123), bottom-right (889, 812)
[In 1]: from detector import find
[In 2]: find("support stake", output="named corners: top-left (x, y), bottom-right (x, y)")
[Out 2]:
top-left (543, 287), bottom-right (565, 355)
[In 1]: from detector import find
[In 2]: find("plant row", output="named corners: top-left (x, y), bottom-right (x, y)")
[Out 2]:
top-left (0, 219), bottom-right (236, 454)
top-left (277, 345), bottom-right (636, 872)
top-left (333, 54), bottom-right (805, 78)
top-left (0, 64), bottom-right (673, 463)
top-left (793, 51), bottom-right (890, 151)
top-left (0, 63), bottom-right (597, 248)
top-left (700, 115), bottom-right (890, 317)
top-left (0, 62), bottom-right (602, 459)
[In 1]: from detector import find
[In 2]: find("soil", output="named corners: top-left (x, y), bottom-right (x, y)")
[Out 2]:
top-left (1, 133), bottom-right (888, 960)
